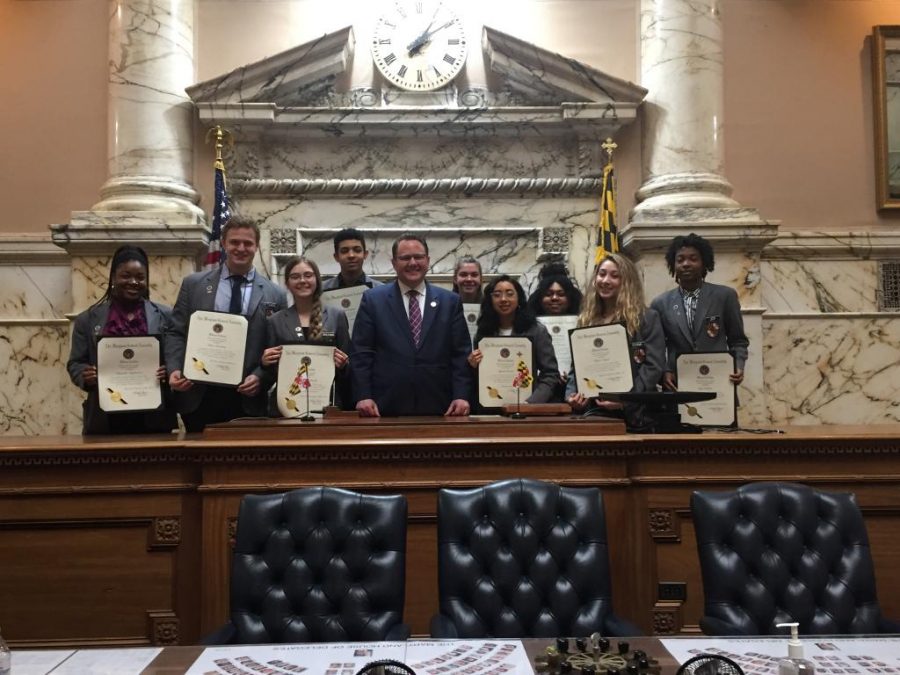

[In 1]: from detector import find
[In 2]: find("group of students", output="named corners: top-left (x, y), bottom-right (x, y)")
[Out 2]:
top-left (67, 217), bottom-right (748, 434)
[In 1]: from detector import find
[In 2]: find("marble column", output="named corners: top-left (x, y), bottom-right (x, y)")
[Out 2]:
top-left (634, 0), bottom-right (735, 210)
top-left (625, 0), bottom-right (777, 427)
top-left (94, 0), bottom-right (202, 215)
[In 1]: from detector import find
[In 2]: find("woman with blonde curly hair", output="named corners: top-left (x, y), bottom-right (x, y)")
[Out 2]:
top-left (566, 252), bottom-right (665, 429)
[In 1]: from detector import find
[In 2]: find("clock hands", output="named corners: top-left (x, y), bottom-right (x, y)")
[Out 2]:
top-left (406, 19), bottom-right (457, 56)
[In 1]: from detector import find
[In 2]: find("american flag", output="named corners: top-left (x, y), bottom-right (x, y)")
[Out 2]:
top-left (204, 158), bottom-right (230, 270)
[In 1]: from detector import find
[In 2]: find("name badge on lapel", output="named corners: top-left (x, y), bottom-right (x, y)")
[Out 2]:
top-left (705, 315), bottom-right (721, 338)
top-left (263, 302), bottom-right (277, 318)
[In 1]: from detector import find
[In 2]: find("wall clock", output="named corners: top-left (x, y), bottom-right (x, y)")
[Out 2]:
top-left (371, 1), bottom-right (468, 91)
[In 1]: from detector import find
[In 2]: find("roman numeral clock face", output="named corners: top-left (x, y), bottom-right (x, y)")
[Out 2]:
top-left (371, 1), bottom-right (468, 91)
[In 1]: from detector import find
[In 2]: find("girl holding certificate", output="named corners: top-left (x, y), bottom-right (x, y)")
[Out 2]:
top-left (565, 253), bottom-right (665, 429)
top-left (66, 245), bottom-right (176, 435)
top-left (466, 275), bottom-right (560, 404)
top-left (261, 257), bottom-right (352, 408)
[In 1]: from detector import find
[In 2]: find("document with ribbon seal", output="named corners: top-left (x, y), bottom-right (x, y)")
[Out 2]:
top-left (322, 285), bottom-right (368, 333)
top-left (275, 344), bottom-right (336, 417)
top-left (96, 335), bottom-right (162, 412)
top-left (537, 315), bottom-right (578, 375)
top-left (570, 323), bottom-right (634, 397)
top-left (676, 352), bottom-right (734, 426)
top-left (462, 303), bottom-right (480, 344)
top-left (184, 311), bottom-right (248, 386)
top-left (476, 336), bottom-right (533, 409)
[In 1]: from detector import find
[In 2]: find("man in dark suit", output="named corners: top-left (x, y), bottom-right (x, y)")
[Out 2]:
top-left (165, 215), bottom-right (287, 431)
top-left (650, 233), bottom-right (749, 391)
top-left (351, 233), bottom-right (472, 417)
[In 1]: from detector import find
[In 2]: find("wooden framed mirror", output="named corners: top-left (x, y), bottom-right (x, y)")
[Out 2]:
top-left (873, 26), bottom-right (900, 210)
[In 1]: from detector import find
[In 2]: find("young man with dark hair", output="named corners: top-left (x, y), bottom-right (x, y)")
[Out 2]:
top-left (650, 233), bottom-right (749, 391)
top-left (322, 227), bottom-right (383, 290)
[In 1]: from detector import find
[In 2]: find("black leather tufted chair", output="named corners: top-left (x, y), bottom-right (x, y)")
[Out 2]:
top-left (208, 487), bottom-right (409, 644)
top-left (430, 478), bottom-right (640, 638)
top-left (692, 481), bottom-right (899, 635)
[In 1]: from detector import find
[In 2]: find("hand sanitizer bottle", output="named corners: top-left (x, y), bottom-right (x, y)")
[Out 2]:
top-left (0, 624), bottom-right (10, 675)
top-left (776, 622), bottom-right (815, 675)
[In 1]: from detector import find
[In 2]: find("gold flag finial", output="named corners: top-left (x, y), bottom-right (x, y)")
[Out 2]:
top-left (205, 126), bottom-right (233, 170)
top-left (601, 137), bottom-right (617, 164)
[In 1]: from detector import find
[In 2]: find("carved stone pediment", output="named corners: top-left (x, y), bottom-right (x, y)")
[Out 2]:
top-left (481, 26), bottom-right (647, 106)
top-left (185, 26), bottom-right (355, 106)
top-left (186, 26), bottom-right (646, 140)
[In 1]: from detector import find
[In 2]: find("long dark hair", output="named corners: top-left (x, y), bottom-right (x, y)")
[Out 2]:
top-left (474, 275), bottom-right (535, 343)
top-left (526, 262), bottom-right (582, 316)
top-left (97, 245), bottom-right (150, 305)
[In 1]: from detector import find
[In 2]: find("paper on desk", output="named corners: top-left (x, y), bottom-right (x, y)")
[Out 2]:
top-left (50, 647), bottom-right (161, 674)
top-left (11, 649), bottom-right (75, 675)
top-left (662, 637), bottom-right (900, 675)
top-left (185, 640), bottom-right (530, 675)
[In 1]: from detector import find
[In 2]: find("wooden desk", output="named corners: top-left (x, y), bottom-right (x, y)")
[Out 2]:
top-left (1, 421), bottom-right (898, 649)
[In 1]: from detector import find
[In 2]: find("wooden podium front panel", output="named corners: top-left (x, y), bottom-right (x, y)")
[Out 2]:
top-left (2, 424), bottom-right (900, 645)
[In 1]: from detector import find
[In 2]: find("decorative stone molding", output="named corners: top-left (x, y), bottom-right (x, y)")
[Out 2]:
top-left (51, 213), bottom-right (208, 257)
top-left (763, 231), bottom-right (900, 261)
top-left (0, 236), bottom-right (70, 266)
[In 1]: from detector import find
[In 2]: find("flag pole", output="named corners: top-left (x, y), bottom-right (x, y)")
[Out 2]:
top-left (203, 126), bottom-right (233, 270)
top-left (593, 137), bottom-right (620, 265)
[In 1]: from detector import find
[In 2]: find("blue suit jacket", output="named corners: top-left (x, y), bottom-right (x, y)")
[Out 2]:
top-left (351, 281), bottom-right (472, 416)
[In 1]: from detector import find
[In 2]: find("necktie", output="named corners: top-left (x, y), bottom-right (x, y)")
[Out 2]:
top-left (408, 290), bottom-right (422, 347)
top-left (229, 275), bottom-right (245, 314)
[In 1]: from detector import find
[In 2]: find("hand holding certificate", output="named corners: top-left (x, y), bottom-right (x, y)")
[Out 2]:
top-left (97, 336), bottom-right (162, 413)
top-left (475, 337), bottom-right (533, 409)
top-left (537, 315), bottom-right (578, 375)
top-left (569, 323), bottom-right (634, 397)
top-left (184, 311), bottom-right (248, 386)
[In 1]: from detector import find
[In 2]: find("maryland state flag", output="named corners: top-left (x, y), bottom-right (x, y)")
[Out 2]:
top-left (594, 160), bottom-right (619, 264)
top-left (288, 362), bottom-right (311, 396)
top-left (513, 359), bottom-right (533, 389)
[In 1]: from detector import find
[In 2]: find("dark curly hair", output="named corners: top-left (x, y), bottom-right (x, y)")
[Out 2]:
top-left (526, 263), bottom-right (582, 316)
top-left (664, 233), bottom-right (715, 277)
top-left (474, 275), bottom-right (535, 344)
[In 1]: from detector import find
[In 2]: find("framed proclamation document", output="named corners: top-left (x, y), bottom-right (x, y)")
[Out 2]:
top-left (476, 336), bottom-right (533, 409)
top-left (97, 335), bottom-right (162, 413)
top-left (537, 315), bottom-right (578, 375)
top-left (276, 344), bottom-right (336, 418)
top-left (184, 311), bottom-right (248, 386)
top-left (676, 352), bottom-right (735, 426)
top-left (570, 323), bottom-right (633, 397)
top-left (322, 285), bottom-right (367, 333)
top-left (462, 303), bottom-right (480, 344)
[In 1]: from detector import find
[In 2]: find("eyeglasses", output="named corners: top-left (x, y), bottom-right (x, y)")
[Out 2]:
top-left (395, 254), bottom-right (428, 262)
top-left (491, 290), bottom-right (517, 299)
top-left (288, 272), bottom-right (316, 281)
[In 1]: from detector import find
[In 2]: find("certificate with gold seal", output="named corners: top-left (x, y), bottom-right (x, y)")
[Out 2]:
top-left (476, 336), bottom-right (533, 409)
top-left (570, 323), bottom-right (633, 397)
top-left (676, 352), bottom-right (734, 426)
top-left (97, 336), bottom-right (162, 413)
top-left (184, 311), bottom-right (248, 386)
top-left (275, 344), bottom-right (336, 418)
top-left (537, 315), bottom-right (578, 375)
top-left (322, 285), bottom-right (368, 333)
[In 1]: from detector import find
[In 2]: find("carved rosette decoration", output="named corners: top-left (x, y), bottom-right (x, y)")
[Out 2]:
top-left (148, 610), bottom-right (179, 645)
top-left (151, 517), bottom-right (181, 548)
top-left (648, 509), bottom-right (678, 541)
top-left (227, 516), bottom-right (238, 547)
top-left (652, 609), bottom-right (678, 635)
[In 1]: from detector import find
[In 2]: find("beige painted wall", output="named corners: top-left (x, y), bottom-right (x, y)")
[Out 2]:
top-left (2, 0), bottom-right (900, 236)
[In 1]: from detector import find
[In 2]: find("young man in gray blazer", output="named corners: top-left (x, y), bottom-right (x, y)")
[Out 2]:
top-left (165, 215), bottom-right (287, 431)
top-left (650, 233), bottom-right (749, 391)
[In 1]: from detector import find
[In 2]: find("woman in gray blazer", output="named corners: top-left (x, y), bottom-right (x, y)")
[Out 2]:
top-left (66, 245), bottom-right (177, 435)
top-left (467, 275), bottom-right (560, 406)
top-left (261, 256), bottom-right (352, 411)
top-left (566, 252), bottom-right (665, 430)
